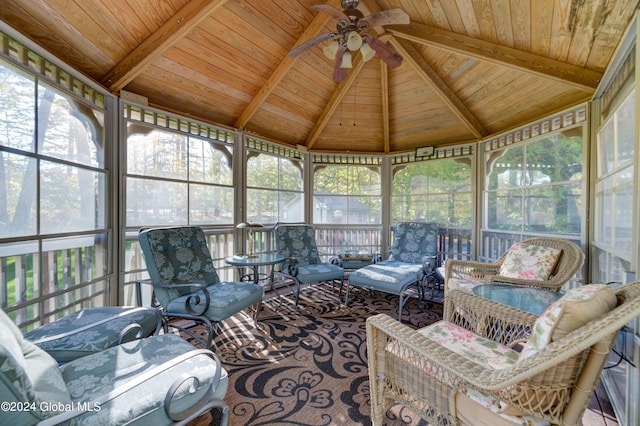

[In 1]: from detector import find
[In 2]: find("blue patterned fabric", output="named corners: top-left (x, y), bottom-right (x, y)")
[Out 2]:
top-left (24, 306), bottom-right (160, 362)
top-left (347, 222), bottom-right (439, 321)
top-left (274, 224), bottom-right (322, 266)
top-left (274, 224), bottom-right (344, 306)
top-left (388, 221), bottom-right (439, 264)
top-left (138, 226), bottom-right (264, 325)
top-left (1, 308), bottom-right (228, 425)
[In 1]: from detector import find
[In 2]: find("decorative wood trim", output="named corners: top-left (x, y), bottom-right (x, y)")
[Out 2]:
top-left (484, 104), bottom-right (587, 152)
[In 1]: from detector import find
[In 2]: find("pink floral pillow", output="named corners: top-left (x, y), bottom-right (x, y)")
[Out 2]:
top-left (499, 242), bottom-right (562, 281)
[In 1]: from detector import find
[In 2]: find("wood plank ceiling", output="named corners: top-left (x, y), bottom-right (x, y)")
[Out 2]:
top-left (1, 0), bottom-right (638, 154)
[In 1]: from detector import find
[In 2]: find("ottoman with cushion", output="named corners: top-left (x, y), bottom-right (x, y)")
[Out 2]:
top-left (24, 306), bottom-right (161, 363)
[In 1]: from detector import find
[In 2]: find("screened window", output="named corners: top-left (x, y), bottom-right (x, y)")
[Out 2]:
top-left (246, 151), bottom-right (304, 224)
top-left (593, 89), bottom-right (635, 283)
top-left (391, 158), bottom-right (472, 227)
top-left (485, 130), bottom-right (584, 235)
top-left (126, 125), bottom-right (234, 226)
top-left (313, 165), bottom-right (381, 225)
top-left (0, 53), bottom-right (108, 327)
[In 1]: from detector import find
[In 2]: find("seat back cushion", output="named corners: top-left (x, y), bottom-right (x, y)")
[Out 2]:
top-left (0, 309), bottom-right (72, 423)
top-left (275, 224), bottom-right (321, 265)
top-left (520, 284), bottom-right (617, 359)
top-left (138, 226), bottom-right (221, 307)
top-left (388, 222), bottom-right (438, 264)
top-left (498, 242), bottom-right (562, 281)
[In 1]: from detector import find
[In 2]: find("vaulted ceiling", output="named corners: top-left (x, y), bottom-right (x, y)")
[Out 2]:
top-left (1, 0), bottom-right (638, 154)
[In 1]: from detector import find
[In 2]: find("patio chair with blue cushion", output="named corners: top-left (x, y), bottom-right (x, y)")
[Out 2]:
top-left (0, 308), bottom-right (229, 425)
top-left (137, 226), bottom-right (264, 348)
top-left (274, 223), bottom-right (345, 308)
top-left (346, 222), bottom-right (439, 321)
top-left (24, 306), bottom-right (162, 363)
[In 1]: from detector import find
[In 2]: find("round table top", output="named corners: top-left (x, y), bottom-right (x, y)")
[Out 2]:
top-left (224, 253), bottom-right (285, 267)
top-left (472, 284), bottom-right (563, 315)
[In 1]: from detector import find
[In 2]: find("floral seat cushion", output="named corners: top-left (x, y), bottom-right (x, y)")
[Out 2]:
top-left (417, 321), bottom-right (519, 370)
top-left (499, 243), bottom-right (562, 281)
top-left (415, 322), bottom-right (549, 424)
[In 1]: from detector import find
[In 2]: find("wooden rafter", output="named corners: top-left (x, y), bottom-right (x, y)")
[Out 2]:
top-left (387, 22), bottom-right (603, 92)
top-left (390, 38), bottom-right (487, 138)
top-left (100, 0), bottom-right (228, 92)
top-left (306, 58), bottom-right (366, 150)
top-left (234, 0), bottom-right (338, 130)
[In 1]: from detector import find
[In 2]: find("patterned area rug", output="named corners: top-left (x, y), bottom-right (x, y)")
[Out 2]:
top-left (186, 283), bottom-right (443, 426)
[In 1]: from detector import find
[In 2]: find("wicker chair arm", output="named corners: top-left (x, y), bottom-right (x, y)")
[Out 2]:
top-left (445, 259), bottom-right (500, 283)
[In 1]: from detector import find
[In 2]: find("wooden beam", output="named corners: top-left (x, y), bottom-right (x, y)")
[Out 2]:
top-left (306, 58), bottom-right (366, 150)
top-left (235, 0), bottom-right (338, 129)
top-left (387, 21), bottom-right (603, 92)
top-left (100, 0), bottom-right (228, 92)
top-left (391, 38), bottom-right (488, 138)
top-left (380, 61), bottom-right (390, 153)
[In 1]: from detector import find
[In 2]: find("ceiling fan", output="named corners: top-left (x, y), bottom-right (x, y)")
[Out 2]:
top-left (288, 0), bottom-right (410, 82)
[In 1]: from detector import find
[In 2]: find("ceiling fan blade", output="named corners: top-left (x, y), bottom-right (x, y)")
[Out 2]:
top-left (288, 32), bottom-right (337, 58)
top-left (333, 46), bottom-right (347, 82)
top-left (311, 4), bottom-right (349, 21)
top-left (361, 8), bottom-right (410, 27)
top-left (367, 36), bottom-right (403, 68)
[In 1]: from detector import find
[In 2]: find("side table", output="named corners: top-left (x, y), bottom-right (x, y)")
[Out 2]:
top-left (225, 253), bottom-right (285, 297)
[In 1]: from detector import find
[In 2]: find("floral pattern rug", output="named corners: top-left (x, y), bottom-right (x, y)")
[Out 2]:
top-left (189, 282), bottom-right (443, 426)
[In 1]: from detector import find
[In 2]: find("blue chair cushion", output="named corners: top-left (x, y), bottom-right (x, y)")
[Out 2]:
top-left (296, 263), bottom-right (344, 285)
top-left (348, 260), bottom-right (423, 294)
top-left (60, 333), bottom-right (227, 424)
top-left (166, 281), bottom-right (263, 322)
top-left (24, 306), bottom-right (160, 362)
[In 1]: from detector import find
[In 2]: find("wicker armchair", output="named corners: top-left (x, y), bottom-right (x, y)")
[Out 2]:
top-left (366, 281), bottom-right (640, 426)
top-left (445, 237), bottom-right (584, 293)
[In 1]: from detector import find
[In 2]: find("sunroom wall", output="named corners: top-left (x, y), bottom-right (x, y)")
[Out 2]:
top-left (0, 23), bottom-right (600, 326)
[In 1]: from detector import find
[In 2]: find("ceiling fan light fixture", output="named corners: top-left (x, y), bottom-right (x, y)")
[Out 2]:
top-left (341, 0), bottom-right (359, 10)
top-left (346, 31), bottom-right (363, 51)
top-left (360, 42), bottom-right (376, 61)
top-left (323, 40), bottom-right (340, 59)
top-left (340, 50), bottom-right (353, 68)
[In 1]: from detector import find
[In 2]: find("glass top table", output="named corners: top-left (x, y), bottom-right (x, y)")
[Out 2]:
top-left (225, 253), bottom-right (284, 282)
top-left (225, 253), bottom-right (285, 298)
top-left (472, 284), bottom-right (563, 315)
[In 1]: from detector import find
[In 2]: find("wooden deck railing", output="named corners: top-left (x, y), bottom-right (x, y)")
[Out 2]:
top-left (7, 225), bottom-right (588, 330)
